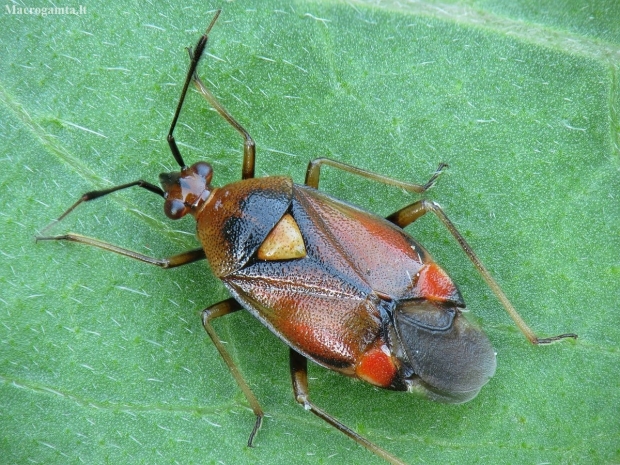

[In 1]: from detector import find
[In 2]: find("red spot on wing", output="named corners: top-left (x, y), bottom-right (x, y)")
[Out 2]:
top-left (417, 263), bottom-right (461, 304)
top-left (355, 342), bottom-right (397, 388)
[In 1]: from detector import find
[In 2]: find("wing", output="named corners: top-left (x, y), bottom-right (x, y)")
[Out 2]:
top-left (393, 300), bottom-right (497, 403)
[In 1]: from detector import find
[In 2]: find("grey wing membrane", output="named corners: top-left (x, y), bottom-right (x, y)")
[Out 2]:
top-left (394, 300), bottom-right (497, 403)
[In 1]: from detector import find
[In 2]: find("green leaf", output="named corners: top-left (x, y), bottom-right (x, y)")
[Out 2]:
top-left (1, 1), bottom-right (618, 464)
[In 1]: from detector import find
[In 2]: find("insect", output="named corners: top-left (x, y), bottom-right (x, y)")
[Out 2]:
top-left (37, 10), bottom-right (577, 465)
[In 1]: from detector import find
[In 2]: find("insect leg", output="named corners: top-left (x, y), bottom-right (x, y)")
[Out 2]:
top-left (36, 180), bottom-right (206, 267)
top-left (185, 11), bottom-right (255, 179)
top-left (37, 233), bottom-right (205, 268)
top-left (201, 298), bottom-right (264, 446)
top-left (191, 70), bottom-right (256, 180)
top-left (387, 199), bottom-right (577, 345)
top-left (305, 157), bottom-right (447, 193)
top-left (167, 10), bottom-right (222, 169)
top-left (289, 349), bottom-right (406, 465)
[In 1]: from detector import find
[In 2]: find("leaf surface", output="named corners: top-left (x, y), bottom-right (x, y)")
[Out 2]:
top-left (1, 1), bottom-right (618, 464)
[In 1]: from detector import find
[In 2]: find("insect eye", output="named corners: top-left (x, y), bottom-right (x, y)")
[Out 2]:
top-left (193, 161), bottom-right (213, 182)
top-left (164, 198), bottom-right (187, 220)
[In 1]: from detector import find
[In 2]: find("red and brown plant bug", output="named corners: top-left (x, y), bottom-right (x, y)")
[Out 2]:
top-left (37, 10), bottom-right (577, 465)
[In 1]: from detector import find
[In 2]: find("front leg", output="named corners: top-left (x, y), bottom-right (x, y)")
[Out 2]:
top-left (36, 233), bottom-right (205, 269)
top-left (36, 179), bottom-right (206, 268)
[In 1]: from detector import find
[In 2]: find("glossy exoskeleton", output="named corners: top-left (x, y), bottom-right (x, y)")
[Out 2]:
top-left (38, 11), bottom-right (577, 465)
